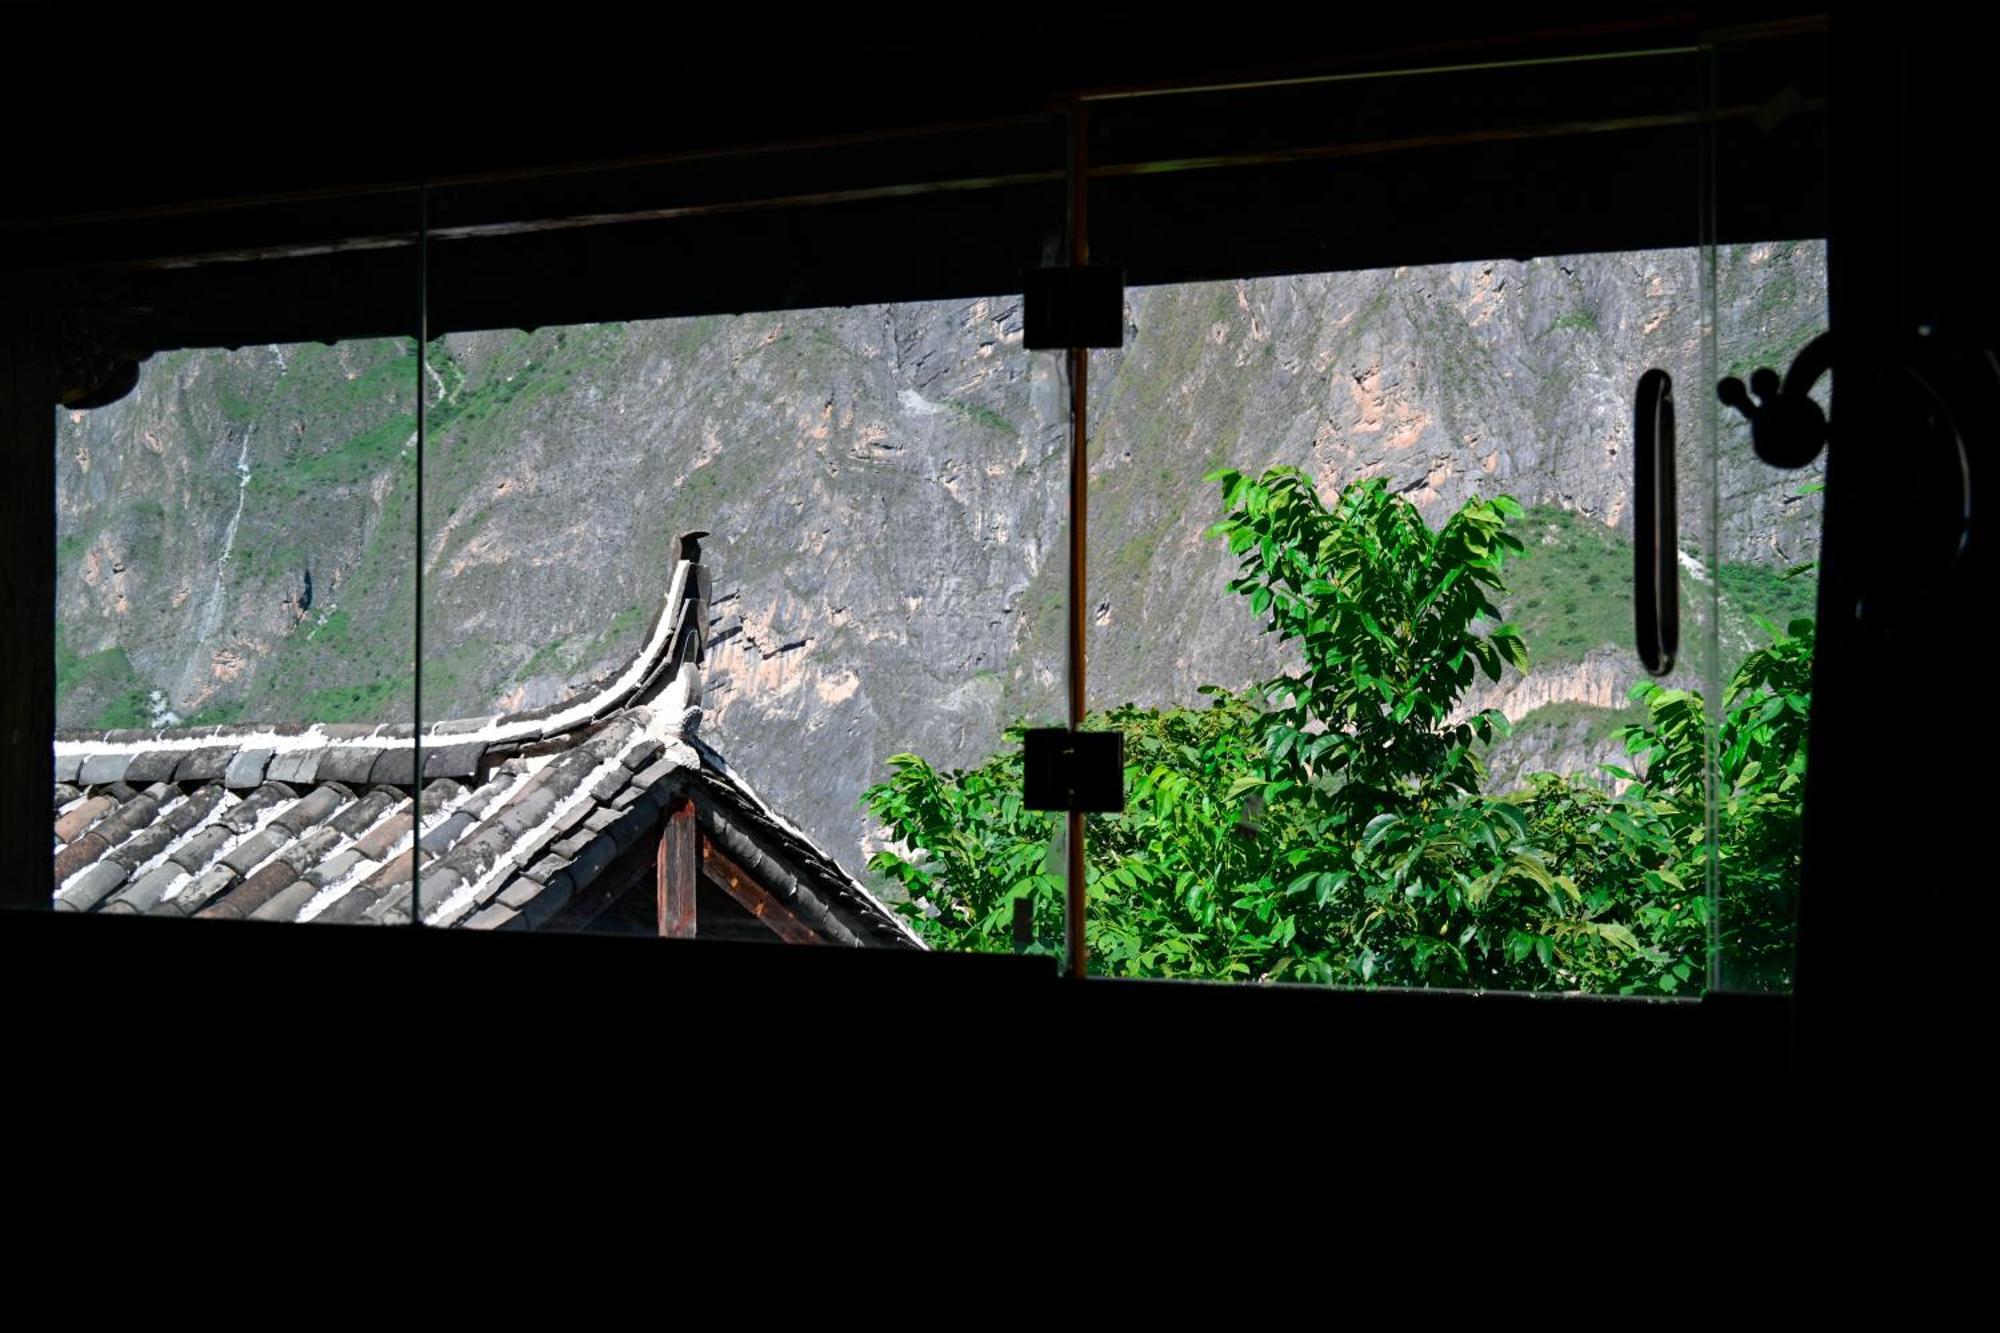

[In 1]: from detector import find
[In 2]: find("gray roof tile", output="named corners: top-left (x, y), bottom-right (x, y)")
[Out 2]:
top-left (315, 748), bottom-right (384, 786)
top-left (501, 869), bottom-right (576, 928)
top-left (224, 748), bottom-right (276, 789)
top-left (520, 853), bottom-right (571, 885)
top-left (204, 856), bottom-right (312, 921)
top-left (93, 790), bottom-right (165, 846)
top-left (76, 753), bottom-right (133, 787)
top-left (304, 849), bottom-right (365, 890)
top-left (589, 765), bottom-right (632, 803)
top-left (221, 827), bottom-right (291, 877)
top-left (248, 879), bottom-right (321, 923)
top-left (629, 757), bottom-right (679, 790)
top-left (44, 586), bottom-right (914, 945)
top-left (423, 742), bottom-right (487, 780)
top-left (166, 785), bottom-right (228, 835)
top-left (164, 865), bottom-right (240, 916)
top-left (271, 784), bottom-right (350, 837)
top-left (368, 748), bottom-right (419, 788)
top-left (108, 819), bottom-right (182, 872)
top-left (57, 860), bottom-right (131, 912)
top-left (122, 751), bottom-right (185, 785)
top-left (329, 788), bottom-right (400, 836)
top-left (620, 737), bottom-right (665, 771)
top-left (174, 746), bottom-right (236, 783)
top-left (421, 777), bottom-right (466, 806)
top-left (464, 903), bottom-right (524, 931)
top-left (168, 824), bottom-right (235, 873)
top-left (267, 749), bottom-right (324, 785)
top-left (419, 811), bottom-right (477, 856)
top-left (118, 865), bottom-right (186, 915)
top-left (220, 782), bottom-right (296, 833)
top-left (565, 832), bottom-right (617, 887)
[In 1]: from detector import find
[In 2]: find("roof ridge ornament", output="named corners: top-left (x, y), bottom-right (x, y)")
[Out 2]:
top-left (631, 530), bottom-right (712, 743)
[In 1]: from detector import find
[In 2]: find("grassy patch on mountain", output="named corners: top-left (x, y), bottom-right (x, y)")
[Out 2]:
top-left (1493, 504), bottom-right (1631, 665)
top-left (54, 625), bottom-right (164, 730)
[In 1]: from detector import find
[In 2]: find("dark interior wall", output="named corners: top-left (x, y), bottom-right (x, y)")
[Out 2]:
top-left (1802, 18), bottom-right (1994, 1091)
top-left (7, 9), bottom-right (1829, 354)
top-left (1, 6), bottom-right (1797, 228)
top-left (0, 282), bottom-right (53, 913)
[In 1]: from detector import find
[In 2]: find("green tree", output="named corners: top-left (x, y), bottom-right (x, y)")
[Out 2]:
top-left (864, 466), bottom-right (1808, 993)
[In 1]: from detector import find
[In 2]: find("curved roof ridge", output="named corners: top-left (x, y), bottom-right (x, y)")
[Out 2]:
top-left (55, 544), bottom-right (705, 760)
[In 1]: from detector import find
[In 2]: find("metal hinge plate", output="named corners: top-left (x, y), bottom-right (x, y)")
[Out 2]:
top-left (1022, 727), bottom-right (1125, 812)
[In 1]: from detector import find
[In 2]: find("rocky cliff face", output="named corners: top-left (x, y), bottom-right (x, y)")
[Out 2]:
top-left (55, 241), bottom-right (1827, 877)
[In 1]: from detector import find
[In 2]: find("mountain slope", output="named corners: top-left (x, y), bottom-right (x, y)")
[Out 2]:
top-left (55, 242), bottom-right (1828, 876)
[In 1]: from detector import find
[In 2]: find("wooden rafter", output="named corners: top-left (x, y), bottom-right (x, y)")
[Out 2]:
top-left (699, 833), bottom-right (824, 945)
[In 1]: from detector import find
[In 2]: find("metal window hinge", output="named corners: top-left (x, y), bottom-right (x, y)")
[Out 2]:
top-left (1022, 266), bottom-right (1125, 350)
top-left (1022, 727), bottom-right (1125, 812)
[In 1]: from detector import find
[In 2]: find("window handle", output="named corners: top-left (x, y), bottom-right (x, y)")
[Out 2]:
top-left (1633, 368), bottom-right (1678, 676)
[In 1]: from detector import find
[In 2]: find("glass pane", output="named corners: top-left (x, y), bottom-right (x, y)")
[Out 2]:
top-left (1703, 29), bottom-right (1832, 991)
top-left (404, 298), bottom-right (1069, 945)
top-left (52, 195), bottom-right (423, 924)
top-left (1078, 53), bottom-right (1730, 991)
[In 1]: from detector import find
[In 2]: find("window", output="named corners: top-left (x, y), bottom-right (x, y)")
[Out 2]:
top-left (36, 25), bottom-right (1829, 1002)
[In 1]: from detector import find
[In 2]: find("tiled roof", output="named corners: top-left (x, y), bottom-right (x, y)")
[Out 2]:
top-left (50, 540), bottom-right (922, 949)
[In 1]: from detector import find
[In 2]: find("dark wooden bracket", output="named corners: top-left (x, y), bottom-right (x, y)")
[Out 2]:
top-left (657, 795), bottom-right (698, 938)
